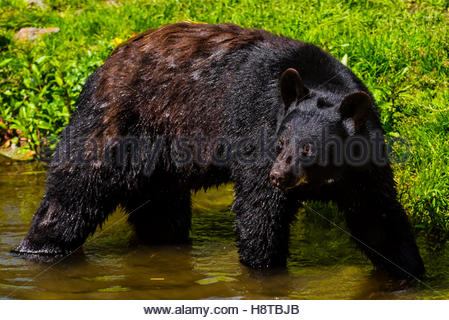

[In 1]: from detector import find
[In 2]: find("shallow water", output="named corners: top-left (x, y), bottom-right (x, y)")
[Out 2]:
top-left (1, 156), bottom-right (449, 299)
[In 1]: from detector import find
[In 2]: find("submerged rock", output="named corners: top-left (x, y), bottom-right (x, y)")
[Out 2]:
top-left (0, 144), bottom-right (35, 161)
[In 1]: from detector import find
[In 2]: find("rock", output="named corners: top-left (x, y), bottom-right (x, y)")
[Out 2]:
top-left (25, 0), bottom-right (48, 9)
top-left (0, 144), bottom-right (35, 161)
top-left (14, 27), bottom-right (60, 42)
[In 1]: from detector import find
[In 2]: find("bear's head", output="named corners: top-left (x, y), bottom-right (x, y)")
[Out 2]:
top-left (270, 68), bottom-right (373, 190)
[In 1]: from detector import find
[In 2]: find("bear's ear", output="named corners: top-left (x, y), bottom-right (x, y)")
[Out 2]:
top-left (339, 91), bottom-right (371, 133)
top-left (279, 68), bottom-right (306, 109)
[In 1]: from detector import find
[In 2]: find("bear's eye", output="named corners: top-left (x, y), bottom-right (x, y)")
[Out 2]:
top-left (276, 137), bottom-right (286, 153)
top-left (280, 137), bottom-right (286, 146)
top-left (302, 143), bottom-right (313, 157)
top-left (317, 97), bottom-right (331, 109)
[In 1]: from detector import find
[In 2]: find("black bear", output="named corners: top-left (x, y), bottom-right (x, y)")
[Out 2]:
top-left (14, 23), bottom-right (424, 279)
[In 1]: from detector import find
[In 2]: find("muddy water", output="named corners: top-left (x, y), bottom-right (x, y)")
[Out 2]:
top-left (1, 156), bottom-right (449, 299)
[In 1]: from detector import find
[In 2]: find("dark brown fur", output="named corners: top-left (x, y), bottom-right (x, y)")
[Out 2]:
top-left (93, 23), bottom-right (273, 139)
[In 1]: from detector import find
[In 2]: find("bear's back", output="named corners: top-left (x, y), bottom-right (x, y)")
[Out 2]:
top-left (81, 23), bottom-right (296, 137)
top-left (76, 23), bottom-right (365, 139)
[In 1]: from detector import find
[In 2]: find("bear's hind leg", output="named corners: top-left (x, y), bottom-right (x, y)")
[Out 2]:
top-left (14, 165), bottom-right (124, 257)
top-left (125, 187), bottom-right (192, 244)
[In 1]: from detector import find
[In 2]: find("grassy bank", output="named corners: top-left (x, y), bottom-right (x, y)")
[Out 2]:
top-left (0, 0), bottom-right (448, 235)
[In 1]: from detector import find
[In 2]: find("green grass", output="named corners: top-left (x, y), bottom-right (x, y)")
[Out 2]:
top-left (0, 0), bottom-right (448, 235)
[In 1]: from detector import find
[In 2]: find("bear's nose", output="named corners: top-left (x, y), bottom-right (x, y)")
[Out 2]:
top-left (270, 169), bottom-right (285, 187)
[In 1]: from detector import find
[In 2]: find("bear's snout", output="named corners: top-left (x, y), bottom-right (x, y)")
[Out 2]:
top-left (269, 168), bottom-right (285, 188)
top-left (270, 159), bottom-right (307, 190)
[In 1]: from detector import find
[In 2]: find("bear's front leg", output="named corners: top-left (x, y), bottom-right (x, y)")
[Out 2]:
top-left (337, 172), bottom-right (425, 279)
top-left (232, 172), bottom-right (299, 269)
